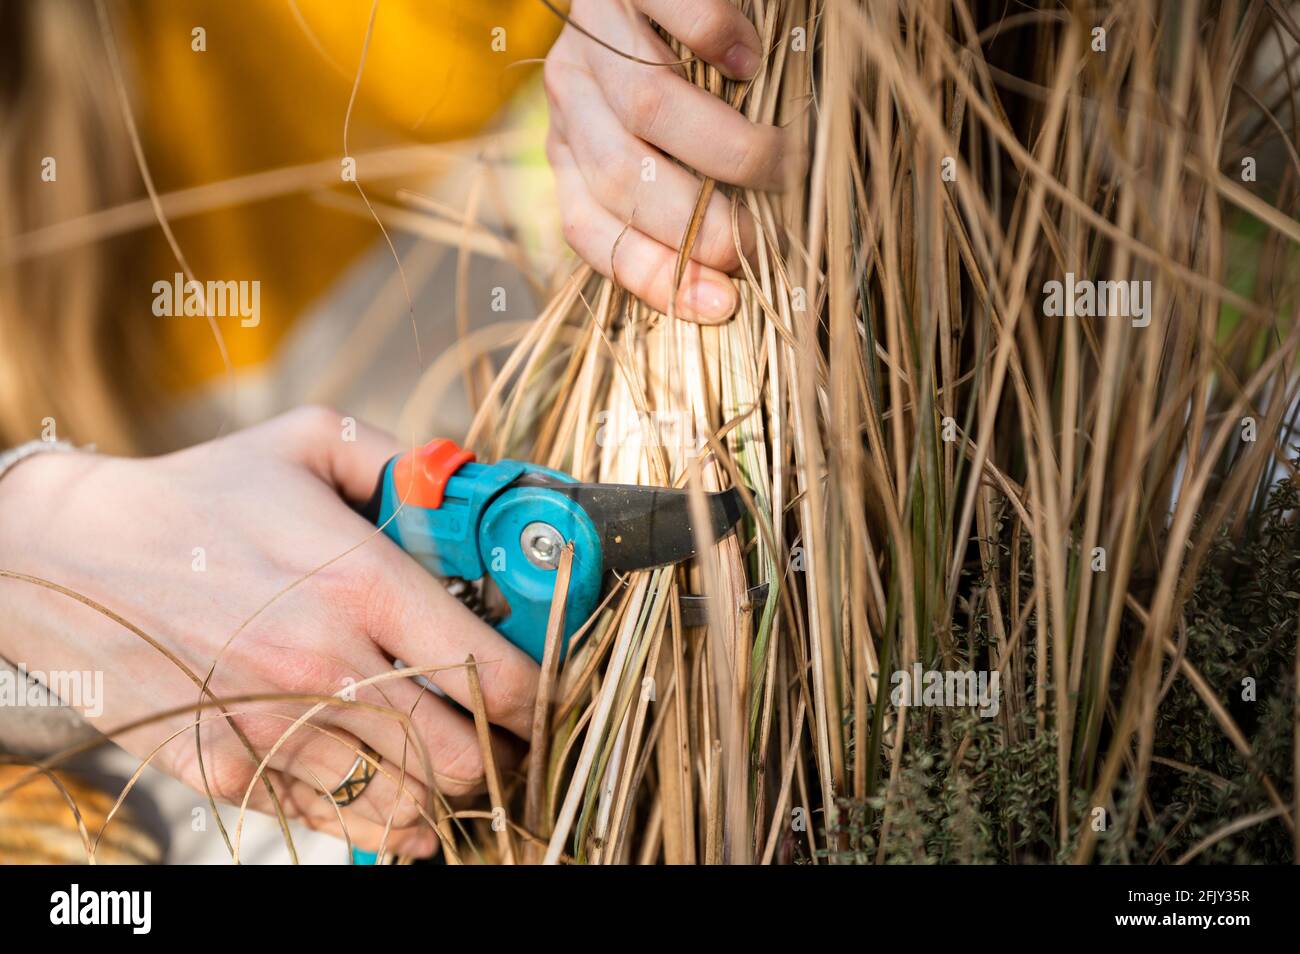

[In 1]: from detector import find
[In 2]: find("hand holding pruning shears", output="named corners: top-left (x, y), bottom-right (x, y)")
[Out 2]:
top-left (0, 409), bottom-right (534, 859)
top-left (0, 408), bottom-right (746, 861)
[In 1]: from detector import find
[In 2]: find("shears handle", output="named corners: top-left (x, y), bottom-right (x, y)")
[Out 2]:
top-left (359, 439), bottom-right (604, 662)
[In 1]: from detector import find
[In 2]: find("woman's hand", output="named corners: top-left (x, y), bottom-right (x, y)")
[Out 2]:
top-left (543, 0), bottom-right (789, 322)
top-left (0, 407), bottom-right (539, 858)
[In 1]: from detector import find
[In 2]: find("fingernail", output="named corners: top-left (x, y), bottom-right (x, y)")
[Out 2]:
top-left (723, 42), bottom-right (761, 79)
top-left (679, 280), bottom-right (737, 323)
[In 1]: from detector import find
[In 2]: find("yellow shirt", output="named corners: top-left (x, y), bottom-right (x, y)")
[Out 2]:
top-left (122, 0), bottom-right (559, 389)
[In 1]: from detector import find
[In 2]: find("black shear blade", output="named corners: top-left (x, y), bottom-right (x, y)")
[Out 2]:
top-left (519, 477), bottom-right (745, 571)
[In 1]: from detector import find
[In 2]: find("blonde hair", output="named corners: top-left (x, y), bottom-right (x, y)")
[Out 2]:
top-left (0, 0), bottom-right (145, 453)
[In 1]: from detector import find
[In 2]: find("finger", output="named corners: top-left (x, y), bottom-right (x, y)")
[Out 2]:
top-left (579, 18), bottom-right (788, 190)
top-left (187, 744), bottom-right (435, 857)
top-left (363, 546), bottom-right (541, 740)
top-left (545, 59), bottom-right (754, 272)
top-left (250, 771), bottom-right (438, 857)
top-left (269, 405), bottom-right (404, 506)
top-left (549, 138), bottom-right (739, 323)
top-left (369, 670), bottom-right (524, 777)
top-left (633, 0), bottom-right (763, 79)
top-left (288, 799), bottom-right (438, 859)
top-left (609, 71), bottom-right (788, 190)
top-left (256, 613), bottom-right (513, 798)
top-left (273, 721), bottom-right (435, 831)
top-left (331, 670), bottom-right (518, 799)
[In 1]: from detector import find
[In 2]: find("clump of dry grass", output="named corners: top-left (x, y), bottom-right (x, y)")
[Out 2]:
top-left (405, 0), bottom-right (1300, 864)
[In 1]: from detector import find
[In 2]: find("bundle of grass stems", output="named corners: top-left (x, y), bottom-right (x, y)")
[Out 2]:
top-left (398, 0), bottom-right (1300, 865)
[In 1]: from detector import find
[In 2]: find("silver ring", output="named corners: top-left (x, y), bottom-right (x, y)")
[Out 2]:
top-left (324, 745), bottom-right (379, 807)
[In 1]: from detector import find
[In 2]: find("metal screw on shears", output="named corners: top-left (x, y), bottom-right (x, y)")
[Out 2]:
top-left (521, 521), bottom-right (564, 569)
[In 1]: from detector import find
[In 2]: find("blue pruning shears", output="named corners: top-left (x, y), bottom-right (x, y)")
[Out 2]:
top-left (360, 438), bottom-right (745, 663)
top-left (348, 438), bottom-right (746, 864)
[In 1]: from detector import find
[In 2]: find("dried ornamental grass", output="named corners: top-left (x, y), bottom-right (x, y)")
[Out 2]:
top-left (398, 0), bottom-right (1300, 864)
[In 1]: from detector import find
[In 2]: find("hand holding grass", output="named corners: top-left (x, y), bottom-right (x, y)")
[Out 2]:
top-left (543, 0), bottom-right (791, 323)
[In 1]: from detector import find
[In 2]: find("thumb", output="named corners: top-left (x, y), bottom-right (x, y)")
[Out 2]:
top-left (270, 405), bottom-right (407, 506)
